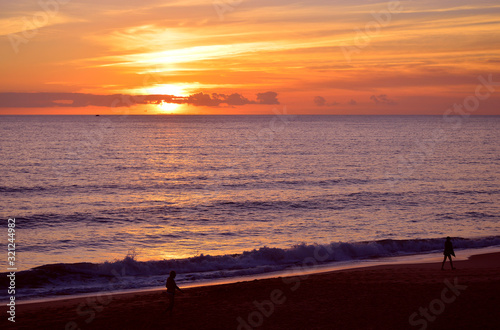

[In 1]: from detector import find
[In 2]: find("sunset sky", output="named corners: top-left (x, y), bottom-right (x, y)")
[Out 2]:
top-left (1, 0), bottom-right (499, 115)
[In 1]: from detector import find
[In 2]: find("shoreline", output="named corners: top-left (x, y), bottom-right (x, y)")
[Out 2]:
top-left (5, 245), bottom-right (500, 306)
top-left (2, 250), bottom-right (499, 329)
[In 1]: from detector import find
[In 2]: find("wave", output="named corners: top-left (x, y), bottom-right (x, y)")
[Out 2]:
top-left (2, 236), bottom-right (499, 301)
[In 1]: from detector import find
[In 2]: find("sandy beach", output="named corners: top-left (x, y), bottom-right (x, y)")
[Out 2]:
top-left (2, 252), bottom-right (499, 330)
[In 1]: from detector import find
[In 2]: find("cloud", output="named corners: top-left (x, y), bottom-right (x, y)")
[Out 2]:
top-left (314, 96), bottom-right (326, 106)
top-left (186, 92), bottom-right (219, 106)
top-left (256, 91), bottom-right (279, 105)
top-left (186, 92), bottom-right (278, 106)
top-left (0, 91), bottom-right (280, 108)
top-left (314, 96), bottom-right (339, 106)
top-left (226, 93), bottom-right (251, 105)
top-left (0, 92), bottom-right (160, 108)
top-left (370, 94), bottom-right (396, 105)
top-left (348, 99), bottom-right (357, 105)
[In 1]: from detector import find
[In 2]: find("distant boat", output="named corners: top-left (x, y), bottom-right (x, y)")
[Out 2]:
top-left (95, 115), bottom-right (100, 116)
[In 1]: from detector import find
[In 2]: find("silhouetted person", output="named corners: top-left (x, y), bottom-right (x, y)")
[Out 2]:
top-left (441, 236), bottom-right (456, 270)
top-left (165, 270), bottom-right (182, 313)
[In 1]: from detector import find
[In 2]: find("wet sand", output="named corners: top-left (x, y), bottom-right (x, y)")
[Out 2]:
top-left (2, 252), bottom-right (499, 329)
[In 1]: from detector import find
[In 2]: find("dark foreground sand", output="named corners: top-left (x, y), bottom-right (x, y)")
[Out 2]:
top-left (2, 252), bottom-right (499, 330)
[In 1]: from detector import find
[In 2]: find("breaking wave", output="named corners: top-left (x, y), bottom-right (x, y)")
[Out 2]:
top-left (2, 236), bottom-right (499, 301)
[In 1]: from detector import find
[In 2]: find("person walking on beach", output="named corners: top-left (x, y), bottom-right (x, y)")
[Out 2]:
top-left (165, 270), bottom-right (182, 313)
top-left (441, 236), bottom-right (456, 270)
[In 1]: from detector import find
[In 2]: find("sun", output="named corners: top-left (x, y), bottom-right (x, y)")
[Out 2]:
top-left (142, 83), bottom-right (188, 113)
top-left (157, 101), bottom-right (180, 113)
top-left (126, 83), bottom-right (192, 113)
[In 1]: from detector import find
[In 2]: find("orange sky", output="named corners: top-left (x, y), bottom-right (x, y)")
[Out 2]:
top-left (1, 0), bottom-right (500, 115)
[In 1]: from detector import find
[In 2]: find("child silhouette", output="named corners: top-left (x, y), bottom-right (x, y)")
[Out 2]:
top-left (165, 270), bottom-right (182, 313)
top-left (441, 237), bottom-right (456, 270)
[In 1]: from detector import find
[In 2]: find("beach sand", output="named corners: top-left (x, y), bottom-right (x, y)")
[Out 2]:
top-left (2, 252), bottom-right (499, 329)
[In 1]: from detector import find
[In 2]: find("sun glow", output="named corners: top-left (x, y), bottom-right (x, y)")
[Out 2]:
top-left (145, 84), bottom-right (189, 97)
top-left (157, 101), bottom-right (180, 113)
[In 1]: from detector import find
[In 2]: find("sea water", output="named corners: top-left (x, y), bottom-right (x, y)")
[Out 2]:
top-left (0, 115), bottom-right (499, 299)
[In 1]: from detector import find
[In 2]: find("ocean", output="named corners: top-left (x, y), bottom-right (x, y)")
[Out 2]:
top-left (1, 115), bottom-right (499, 300)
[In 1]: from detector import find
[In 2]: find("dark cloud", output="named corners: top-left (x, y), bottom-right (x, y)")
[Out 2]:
top-left (370, 94), bottom-right (396, 105)
top-left (314, 96), bottom-right (326, 106)
top-left (0, 93), bottom-right (172, 108)
top-left (186, 93), bottom-right (219, 106)
top-left (226, 93), bottom-right (251, 105)
top-left (256, 91), bottom-right (279, 105)
top-left (348, 99), bottom-right (357, 105)
top-left (314, 96), bottom-right (339, 106)
top-left (186, 92), bottom-right (278, 106)
top-left (0, 92), bottom-right (280, 108)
